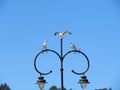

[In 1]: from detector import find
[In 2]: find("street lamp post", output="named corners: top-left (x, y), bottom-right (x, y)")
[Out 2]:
top-left (34, 31), bottom-right (90, 90)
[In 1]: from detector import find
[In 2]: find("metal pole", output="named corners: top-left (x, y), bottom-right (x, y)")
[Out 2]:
top-left (60, 38), bottom-right (64, 90)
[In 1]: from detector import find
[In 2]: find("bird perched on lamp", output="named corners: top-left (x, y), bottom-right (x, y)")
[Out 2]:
top-left (54, 31), bottom-right (72, 38)
top-left (70, 43), bottom-right (77, 50)
top-left (42, 40), bottom-right (47, 49)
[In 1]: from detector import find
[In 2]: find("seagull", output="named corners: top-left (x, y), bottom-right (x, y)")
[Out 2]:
top-left (70, 43), bottom-right (77, 50)
top-left (54, 31), bottom-right (72, 38)
top-left (42, 40), bottom-right (47, 49)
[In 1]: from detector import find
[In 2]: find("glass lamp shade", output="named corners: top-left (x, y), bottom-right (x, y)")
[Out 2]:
top-left (80, 83), bottom-right (87, 89)
top-left (78, 75), bottom-right (90, 89)
top-left (37, 76), bottom-right (47, 90)
top-left (37, 81), bottom-right (45, 89)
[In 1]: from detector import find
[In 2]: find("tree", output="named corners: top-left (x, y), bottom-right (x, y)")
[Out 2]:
top-left (0, 83), bottom-right (11, 90)
top-left (58, 87), bottom-right (67, 90)
top-left (109, 87), bottom-right (112, 90)
top-left (94, 87), bottom-right (112, 90)
top-left (49, 85), bottom-right (58, 90)
top-left (49, 85), bottom-right (67, 90)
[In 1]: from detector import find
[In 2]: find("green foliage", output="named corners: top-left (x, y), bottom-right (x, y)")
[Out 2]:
top-left (49, 85), bottom-right (67, 90)
top-left (109, 87), bottom-right (112, 90)
top-left (0, 83), bottom-right (11, 90)
top-left (49, 85), bottom-right (58, 90)
top-left (58, 87), bottom-right (67, 90)
top-left (94, 87), bottom-right (112, 90)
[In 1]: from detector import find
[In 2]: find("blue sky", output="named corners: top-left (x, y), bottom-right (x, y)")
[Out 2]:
top-left (0, 0), bottom-right (120, 90)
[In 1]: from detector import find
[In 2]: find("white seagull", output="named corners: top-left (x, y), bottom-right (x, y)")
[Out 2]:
top-left (70, 43), bottom-right (77, 50)
top-left (42, 40), bottom-right (47, 49)
top-left (54, 31), bottom-right (72, 38)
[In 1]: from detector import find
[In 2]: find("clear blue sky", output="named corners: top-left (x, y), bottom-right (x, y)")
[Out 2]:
top-left (0, 0), bottom-right (120, 90)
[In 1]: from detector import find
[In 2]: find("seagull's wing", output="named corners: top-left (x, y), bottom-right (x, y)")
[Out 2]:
top-left (71, 43), bottom-right (77, 50)
top-left (73, 44), bottom-right (76, 50)
top-left (54, 32), bottom-right (60, 36)
top-left (63, 31), bottom-right (72, 36)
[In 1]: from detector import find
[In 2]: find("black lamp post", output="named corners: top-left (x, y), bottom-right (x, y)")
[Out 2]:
top-left (34, 31), bottom-right (90, 90)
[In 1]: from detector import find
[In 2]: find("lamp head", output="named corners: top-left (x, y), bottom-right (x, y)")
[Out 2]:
top-left (37, 76), bottom-right (47, 90)
top-left (78, 75), bottom-right (90, 89)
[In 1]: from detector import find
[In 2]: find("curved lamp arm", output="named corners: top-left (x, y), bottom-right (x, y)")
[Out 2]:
top-left (63, 50), bottom-right (90, 75)
top-left (34, 49), bottom-right (61, 76)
